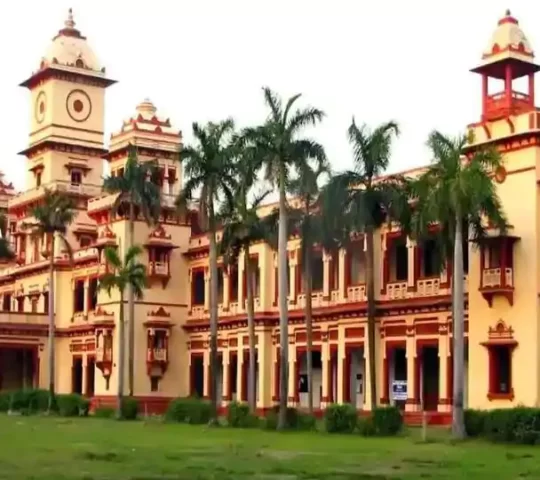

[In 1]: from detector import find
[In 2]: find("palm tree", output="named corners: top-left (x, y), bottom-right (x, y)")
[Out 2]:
top-left (103, 146), bottom-right (161, 397)
top-left (98, 245), bottom-right (147, 418)
top-left (411, 131), bottom-right (507, 439)
top-left (245, 87), bottom-right (325, 429)
top-left (0, 214), bottom-right (15, 262)
top-left (176, 119), bottom-right (237, 423)
top-left (25, 190), bottom-right (75, 411)
top-left (322, 119), bottom-right (410, 410)
top-left (287, 162), bottom-right (330, 414)
top-left (219, 147), bottom-right (270, 413)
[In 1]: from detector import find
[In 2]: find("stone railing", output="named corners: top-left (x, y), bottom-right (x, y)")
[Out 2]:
top-left (73, 247), bottom-right (98, 262)
top-left (417, 278), bottom-right (440, 296)
top-left (387, 282), bottom-right (408, 300)
top-left (347, 285), bottom-right (366, 302)
top-left (148, 348), bottom-right (167, 362)
top-left (96, 346), bottom-right (112, 362)
top-left (150, 261), bottom-right (169, 276)
top-left (190, 305), bottom-right (205, 319)
top-left (482, 268), bottom-right (501, 287)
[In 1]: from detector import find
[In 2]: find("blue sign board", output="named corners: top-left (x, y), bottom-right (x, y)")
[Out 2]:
top-left (392, 380), bottom-right (407, 401)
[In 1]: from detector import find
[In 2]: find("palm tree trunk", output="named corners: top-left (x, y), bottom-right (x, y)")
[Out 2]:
top-left (277, 179), bottom-right (289, 430)
top-left (452, 216), bottom-right (466, 439)
top-left (127, 201), bottom-right (135, 397)
top-left (208, 204), bottom-right (220, 424)
top-left (245, 246), bottom-right (256, 413)
top-left (303, 247), bottom-right (314, 415)
top-left (366, 227), bottom-right (377, 410)
top-left (47, 234), bottom-right (56, 412)
top-left (117, 290), bottom-right (126, 419)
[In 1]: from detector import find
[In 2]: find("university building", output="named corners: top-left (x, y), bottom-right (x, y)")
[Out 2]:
top-left (0, 9), bottom-right (537, 422)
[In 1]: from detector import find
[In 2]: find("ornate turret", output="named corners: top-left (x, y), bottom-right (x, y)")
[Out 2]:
top-left (471, 10), bottom-right (539, 121)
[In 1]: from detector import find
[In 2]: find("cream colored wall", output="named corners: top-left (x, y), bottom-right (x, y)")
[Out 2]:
top-left (468, 147), bottom-right (540, 409)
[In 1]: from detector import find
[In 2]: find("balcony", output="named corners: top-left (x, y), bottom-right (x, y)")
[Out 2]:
top-left (297, 291), bottom-right (325, 308)
top-left (147, 347), bottom-right (168, 362)
top-left (149, 261), bottom-right (169, 276)
top-left (484, 90), bottom-right (533, 121)
top-left (73, 247), bottom-right (98, 263)
top-left (190, 305), bottom-right (205, 319)
top-left (480, 267), bottom-right (514, 307)
top-left (96, 346), bottom-right (112, 363)
top-left (9, 181), bottom-right (103, 209)
top-left (0, 311), bottom-right (48, 327)
top-left (346, 285), bottom-right (366, 302)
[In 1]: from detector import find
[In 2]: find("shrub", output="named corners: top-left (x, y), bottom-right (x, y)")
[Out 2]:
top-left (56, 394), bottom-right (85, 417)
top-left (165, 397), bottom-right (212, 424)
top-left (263, 409), bottom-right (278, 430)
top-left (94, 406), bottom-right (115, 418)
top-left (357, 416), bottom-right (376, 436)
top-left (120, 397), bottom-right (139, 420)
top-left (7, 389), bottom-right (50, 413)
top-left (79, 397), bottom-right (90, 417)
top-left (227, 401), bottom-right (259, 428)
top-left (372, 406), bottom-right (403, 436)
top-left (297, 413), bottom-right (317, 431)
top-left (464, 409), bottom-right (487, 437)
top-left (0, 392), bottom-right (12, 412)
top-left (483, 407), bottom-right (540, 445)
top-left (324, 404), bottom-right (357, 433)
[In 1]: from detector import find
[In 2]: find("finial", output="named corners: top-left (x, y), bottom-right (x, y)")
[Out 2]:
top-left (65, 8), bottom-right (76, 29)
top-left (505, 9), bottom-right (511, 16)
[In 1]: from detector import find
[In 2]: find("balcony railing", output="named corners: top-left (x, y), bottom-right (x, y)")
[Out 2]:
top-left (96, 347), bottom-right (112, 363)
top-left (485, 90), bottom-right (532, 120)
top-left (416, 278), bottom-right (440, 296)
top-left (482, 267), bottom-right (513, 288)
top-left (73, 247), bottom-right (98, 262)
top-left (147, 348), bottom-right (167, 362)
top-left (150, 261), bottom-right (169, 276)
top-left (190, 305), bottom-right (205, 319)
top-left (297, 291), bottom-right (325, 308)
top-left (387, 281), bottom-right (408, 300)
top-left (347, 285), bottom-right (366, 302)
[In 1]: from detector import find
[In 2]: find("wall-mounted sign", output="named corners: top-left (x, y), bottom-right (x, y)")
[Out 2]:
top-left (392, 380), bottom-right (407, 401)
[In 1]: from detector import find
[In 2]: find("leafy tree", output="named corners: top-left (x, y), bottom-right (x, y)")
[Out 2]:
top-left (411, 131), bottom-right (507, 439)
top-left (321, 120), bottom-right (409, 409)
top-left (103, 147), bottom-right (161, 396)
top-left (26, 190), bottom-right (75, 411)
top-left (245, 87), bottom-right (325, 429)
top-left (176, 120), bottom-right (237, 423)
top-left (98, 245), bottom-right (147, 418)
top-left (219, 146), bottom-right (270, 413)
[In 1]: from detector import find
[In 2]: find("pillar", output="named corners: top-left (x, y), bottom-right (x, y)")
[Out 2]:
top-left (482, 73), bottom-right (488, 117)
top-left (321, 337), bottom-right (330, 408)
top-left (272, 346), bottom-right (280, 403)
top-left (405, 335), bottom-right (418, 412)
top-left (338, 249), bottom-right (346, 301)
top-left (337, 330), bottom-right (346, 403)
top-left (363, 341), bottom-right (372, 411)
top-left (222, 349), bottom-right (230, 404)
top-left (257, 329), bottom-right (272, 409)
top-left (83, 279), bottom-right (89, 315)
top-left (322, 251), bottom-right (330, 300)
top-left (438, 332), bottom-right (451, 413)
top-left (406, 238), bottom-right (416, 290)
top-left (529, 73), bottom-right (535, 106)
top-left (288, 261), bottom-right (296, 302)
top-left (204, 268), bottom-right (210, 311)
top-left (223, 270), bottom-right (230, 310)
top-left (236, 342), bottom-right (244, 401)
top-left (82, 356), bottom-right (88, 396)
top-left (505, 63), bottom-right (512, 110)
top-left (287, 347), bottom-right (297, 407)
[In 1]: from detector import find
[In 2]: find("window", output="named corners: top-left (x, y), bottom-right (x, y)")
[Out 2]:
top-left (349, 247), bottom-right (366, 285)
top-left (192, 270), bottom-right (205, 305)
top-left (71, 170), bottom-right (82, 185)
top-left (43, 292), bottom-right (49, 314)
top-left (80, 236), bottom-right (92, 248)
top-left (31, 297), bottom-right (38, 313)
top-left (150, 377), bottom-right (160, 392)
top-left (88, 278), bottom-right (98, 311)
top-left (217, 267), bottom-right (224, 303)
top-left (73, 279), bottom-right (85, 313)
top-left (2, 294), bottom-right (11, 312)
top-left (421, 239), bottom-right (440, 277)
top-left (17, 297), bottom-right (24, 312)
top-left (490, 345), bottom-right (513, 396)
top-left (311, 251), bottom-right (324, 291)
top-left (36, 172), bottom-right (42, 187)
top-left (229, 266), bottom-right (239, 302)
top-left (329, 252), bottom-right (339, 291)
top-left (394, 242), bottom-right (408, 281)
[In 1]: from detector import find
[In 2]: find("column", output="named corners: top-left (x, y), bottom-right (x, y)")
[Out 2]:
top-left (222, 349), bottom-right (230, 404)
top-left (272, 346), bottom-right (280, 403)
top-left (204, 268), bottom-right (210, 311)
top-left (322, 251), bottom-right (331, 300)
top-left (405, 335), bottom-right (418, 412)
top-left (338, 249), bottom-right (346, 301)
top-left (381, 343), bottom-right (390, 405)
top-left (257, 329), bottom-right (272, 409)
top-left (236, 339), bottom-right (244, 401)
top-left (380, 235), bottom-right (388, 294)
top-left (288, 259), bottom-right (296, 302)
top-left (223, 270), bottom-right (230, 310)
top-left (337, 329), bottom-right (345, 403)
top-left (438, 332), bottom-right (451, 413)
top-left (529, 73), bottom-right (535, 107)
top-left (82, 356), bottom-right (88, 396)
top-left (406, 238), bottom-right (416, 290)
top-left (238, 253), bottom-right (245, 308)
top-left (83, 279), bottom-right (89, 315)
top-left (363, 340), bottom-right (373, 411)
top-left (320, 336), bottom-right (330, 408)
top-left (287, 347), bottom-right (297, 407)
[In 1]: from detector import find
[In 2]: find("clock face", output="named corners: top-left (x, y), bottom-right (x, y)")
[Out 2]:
top-left (35, 91), bottom-right (47, 124)
top-left (66, 89), bottom-right (92, 122)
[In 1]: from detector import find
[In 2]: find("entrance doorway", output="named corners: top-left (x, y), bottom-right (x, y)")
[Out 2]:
top-left (298, 350), bottom-right (322, 409)
top-left (86, 357), bottom-right (95, 396)
top-left (421, 346), bottom-right (439, 411)
top-left (191, 355), bottom-right (204, 397)
top-left (72, 357), bottom-right (83, 394)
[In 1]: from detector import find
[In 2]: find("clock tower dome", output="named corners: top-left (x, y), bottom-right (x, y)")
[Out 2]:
top-left (18, 8), bottom-right (116, 191)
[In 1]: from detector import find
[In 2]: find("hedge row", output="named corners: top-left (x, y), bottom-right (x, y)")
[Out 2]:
top-left (165, 398), bottom-right (402, 436)
top-left (465, 407), bottom-right (540, 445)
top-left (0, 389), bottom-right (139, 420)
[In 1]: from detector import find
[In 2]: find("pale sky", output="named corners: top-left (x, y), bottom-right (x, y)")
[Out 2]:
top-left (0, 1), bottom-right (537, 191)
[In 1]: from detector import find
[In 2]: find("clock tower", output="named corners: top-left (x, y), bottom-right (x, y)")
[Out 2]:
top-left (18, 9), bottom-right (115, 191)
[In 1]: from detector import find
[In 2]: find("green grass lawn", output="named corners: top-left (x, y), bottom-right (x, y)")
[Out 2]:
top-left (0, 415), bottom-right (538, 479)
